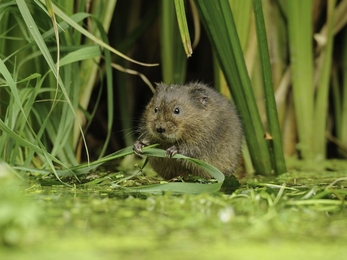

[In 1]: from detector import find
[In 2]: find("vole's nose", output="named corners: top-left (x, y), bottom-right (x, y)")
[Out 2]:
top-left (156, 127), bottom-right (165, 134)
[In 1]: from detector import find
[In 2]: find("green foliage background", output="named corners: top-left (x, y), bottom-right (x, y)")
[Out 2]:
top-left (1, 0), bottom-right (347, 178)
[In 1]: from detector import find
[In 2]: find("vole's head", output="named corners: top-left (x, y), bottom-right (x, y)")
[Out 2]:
top-left (144, 83), bottom-right (210, 143)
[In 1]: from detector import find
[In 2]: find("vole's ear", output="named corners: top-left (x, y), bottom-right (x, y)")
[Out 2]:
top-left (200, 95), bottom-right (208, 106)
top-left (190, 87), bottom-right (209, 107)
top-left (154, 82), bottom-right (165, 92)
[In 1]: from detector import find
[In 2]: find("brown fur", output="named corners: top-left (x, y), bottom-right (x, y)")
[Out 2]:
top-left (133, 82), bottom-right (243, 179)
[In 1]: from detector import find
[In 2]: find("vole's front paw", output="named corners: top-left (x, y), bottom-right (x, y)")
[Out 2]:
top-left (133, 140), bottom-right (145, 155)
top-left (166, 145), bottom-right (179, 158)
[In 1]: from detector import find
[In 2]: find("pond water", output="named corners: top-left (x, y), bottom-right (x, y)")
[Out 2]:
top-left (1, 164), bottom-right (347, 260)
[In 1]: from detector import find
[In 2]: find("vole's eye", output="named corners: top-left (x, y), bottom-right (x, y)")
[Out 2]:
top-left (154, 107), bottom-right (159, 113)
top-left (173, 107), bottom-right (180, 114)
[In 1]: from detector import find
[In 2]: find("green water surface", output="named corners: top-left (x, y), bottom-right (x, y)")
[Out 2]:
top-left (1, 163), bottom-right (347, 260)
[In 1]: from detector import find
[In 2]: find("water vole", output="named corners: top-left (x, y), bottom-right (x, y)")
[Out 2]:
top-left (133, 82), bottom-right (243, 179)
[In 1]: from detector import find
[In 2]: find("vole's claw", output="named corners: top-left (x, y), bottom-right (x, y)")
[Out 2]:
top-left (133, 140), bottom-right (145, 155)
top-left (166, 145), bottom-right (178, 158)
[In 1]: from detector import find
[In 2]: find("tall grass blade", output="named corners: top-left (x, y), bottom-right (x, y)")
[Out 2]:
top-left (252, 0), bottom-right (286, 174)
top-left (93, 19), bottom-right (114, 159)
top-left (174, 0), bottom-right (193, 57)
top-left (229, 0), bottom-right (252, 51)
top-left (161, 0), bottom-right (187, 83)
top-left (313, 0), bottom-right (336, 160)
top-left (286, 0), bottom-right (314, 159)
